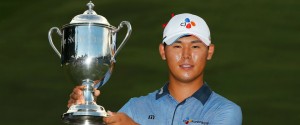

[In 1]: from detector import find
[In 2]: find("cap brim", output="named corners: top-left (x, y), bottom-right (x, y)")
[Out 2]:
top-left (163, 32), bottom-right (210, 46)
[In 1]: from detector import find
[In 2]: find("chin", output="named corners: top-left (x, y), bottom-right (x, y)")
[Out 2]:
top-left (176, 73), bottom-right (202, 83)
top-left (177, 77), bottom-right (197, 83)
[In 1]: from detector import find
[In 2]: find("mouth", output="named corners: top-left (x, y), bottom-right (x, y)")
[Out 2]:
top-left (179, 64), bottom-right (194, 70)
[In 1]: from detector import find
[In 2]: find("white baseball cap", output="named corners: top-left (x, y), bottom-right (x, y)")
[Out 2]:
top-left (162, 13), bottom-right (211, 46)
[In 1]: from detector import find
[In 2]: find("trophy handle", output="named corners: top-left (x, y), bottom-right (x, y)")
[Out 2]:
top-left (48, 27), bottom-right (62, 58)
top-left (111, 21), bottom-right (132, 62)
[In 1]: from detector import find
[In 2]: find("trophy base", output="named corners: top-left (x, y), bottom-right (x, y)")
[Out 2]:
top-left (62, 113), bottom-right (104, 125)
top-left (62, 104), bottom-right (107, 125)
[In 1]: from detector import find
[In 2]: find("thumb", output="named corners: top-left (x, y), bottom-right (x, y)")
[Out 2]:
top-left (93, 89), bottom-right (100, 97)
top-left (107, 110), bottom-right (116, 116)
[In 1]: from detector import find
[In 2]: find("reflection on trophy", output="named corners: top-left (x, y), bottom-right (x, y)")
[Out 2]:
top-left (48, 1), bottom-right (132, 124)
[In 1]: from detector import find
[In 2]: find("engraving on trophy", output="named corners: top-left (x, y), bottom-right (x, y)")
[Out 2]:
top-left (68, 37), bottom-right (75, 44)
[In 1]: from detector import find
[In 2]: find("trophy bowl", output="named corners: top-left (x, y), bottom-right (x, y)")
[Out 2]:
top-left (48, 1), bottom-right (132, 125)
top-left (60, 23), bottom-right (116, 88)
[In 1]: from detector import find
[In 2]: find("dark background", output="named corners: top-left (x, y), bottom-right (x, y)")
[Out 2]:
top-left (0, 0), bottom-right (299, 124)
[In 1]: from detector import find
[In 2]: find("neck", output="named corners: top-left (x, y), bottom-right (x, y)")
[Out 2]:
top-left (168, 77), bottom-right (204, 103)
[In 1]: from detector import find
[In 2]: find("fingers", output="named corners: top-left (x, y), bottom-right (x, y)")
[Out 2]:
top-left (67, 85), bottom-right (85, 107)
top-left (94, 89), bottom-right (101, 97)
top-left (103, 112), bottom-right (139, 125)
top-left (67, 85), bottom-right (101, 108)
top-left (93, 80), bottom-right (101, 98)
top-left (103, 111), bottom-right (119, 124)
top-left (70, 91), bottom-right (84, 100)
top-left (70, 86), bottom-right (85, 99)
top-left (107, 110), bottom-right (115, 116)
top-left (73, 85), bottom-right (85, 91)
top-left (67, 99), bottom-right (73, 108)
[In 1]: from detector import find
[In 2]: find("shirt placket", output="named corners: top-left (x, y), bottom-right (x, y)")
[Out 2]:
top-left (167, 95), bottom-right (187, 125)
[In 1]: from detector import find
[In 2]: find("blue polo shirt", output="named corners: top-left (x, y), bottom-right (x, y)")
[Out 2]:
top-left (119, 83), bottom-right (242, 125)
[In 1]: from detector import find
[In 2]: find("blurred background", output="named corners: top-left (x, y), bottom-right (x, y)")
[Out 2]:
top-left (0, 0), bottom-right (299, 124)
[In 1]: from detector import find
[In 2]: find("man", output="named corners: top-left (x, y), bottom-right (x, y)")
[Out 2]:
top-left (69, 13), bottom-right (242, 125)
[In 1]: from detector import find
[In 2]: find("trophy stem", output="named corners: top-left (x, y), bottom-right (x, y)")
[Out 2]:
top-left (82, 79), bottom-right (95, 104)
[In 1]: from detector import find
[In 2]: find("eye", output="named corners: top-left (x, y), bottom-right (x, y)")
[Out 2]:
top-left (173, 45), bottom-right (182, 48)
top-left (192, 45), bottom-right (200, 48)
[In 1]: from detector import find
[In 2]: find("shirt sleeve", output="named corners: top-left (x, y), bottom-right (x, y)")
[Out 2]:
top-left (118, 98), bottom-right (135, 119)
top-left (209, 104), bottom-right (243, 125)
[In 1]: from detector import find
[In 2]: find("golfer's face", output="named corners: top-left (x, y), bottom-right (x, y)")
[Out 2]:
top-left (165, 35), bottom-right (209, 83)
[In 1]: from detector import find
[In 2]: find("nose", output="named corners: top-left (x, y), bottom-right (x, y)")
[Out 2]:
top-left (182, 47), bottom-right (191, 59)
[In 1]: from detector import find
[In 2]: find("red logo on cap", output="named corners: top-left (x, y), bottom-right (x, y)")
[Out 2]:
top-left (162, 13), bottom-right (175, 28)
top-left (180, 18), bottom-right (196, 29)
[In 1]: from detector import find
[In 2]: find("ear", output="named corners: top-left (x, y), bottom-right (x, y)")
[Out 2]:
top-left (159, 44), bottom-right (166, 60)
top-left (207, 44), bottom-right (215, 60)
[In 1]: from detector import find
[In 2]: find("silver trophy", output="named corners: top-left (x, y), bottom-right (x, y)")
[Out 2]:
top-left (48, 1), bottom-right (132, 125)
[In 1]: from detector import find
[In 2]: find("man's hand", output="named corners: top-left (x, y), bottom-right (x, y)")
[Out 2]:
top-left (103, 111), bottom-right (139, 125)
top-left (67, 85), bottom-right (100, 108)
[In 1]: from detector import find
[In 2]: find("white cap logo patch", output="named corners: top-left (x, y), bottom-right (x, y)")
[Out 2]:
top-left (180, 18), bottom-right (196, 29)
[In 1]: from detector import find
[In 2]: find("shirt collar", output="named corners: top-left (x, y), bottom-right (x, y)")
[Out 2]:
top-left (156, 82), bottom-right (212, 105)
top-left (156, 83), bottom-right (170, 99)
